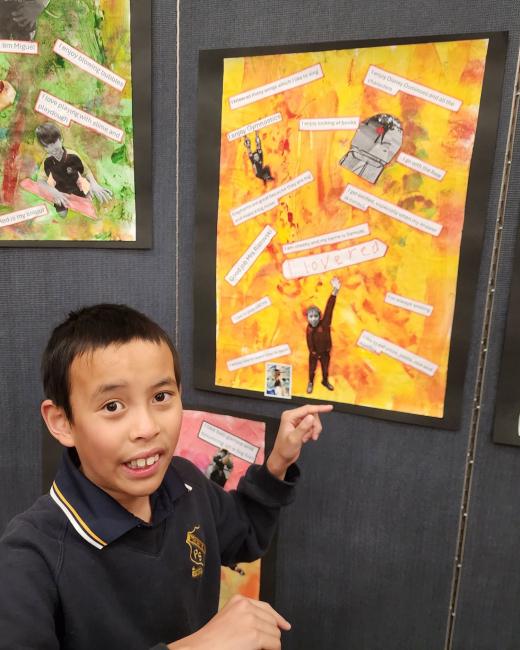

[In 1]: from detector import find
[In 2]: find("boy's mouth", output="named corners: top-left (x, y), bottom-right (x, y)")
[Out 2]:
top-left (125, 453), bottom-right (160, 470)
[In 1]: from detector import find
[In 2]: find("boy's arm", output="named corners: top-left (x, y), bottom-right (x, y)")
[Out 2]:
top-left (320, 295), bottom-right (335, 327)
top-left (160, 405), bottom-right (332, 650)
top-left (69, 151), bottom-right (112, 203)
top-left (321, 276), bottom-right (341, 328)
top-left (36, 160), bottom-right (71, 208)
top-left (204, 404), bottom-right (332, 566)
top-left (84, 169), bottom-right (112, 202)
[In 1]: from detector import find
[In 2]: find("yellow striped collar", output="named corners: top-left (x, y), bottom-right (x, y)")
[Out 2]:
top-left (50, 449), bottom-right (189, 549)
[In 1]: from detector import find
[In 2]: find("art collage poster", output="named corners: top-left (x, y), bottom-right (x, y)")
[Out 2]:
top-left (176, 410), bottom-right (266, 607)
top-left (196, 35), bottom-right (506, 424)
top-left (0, 0), bottom-right (144, 244)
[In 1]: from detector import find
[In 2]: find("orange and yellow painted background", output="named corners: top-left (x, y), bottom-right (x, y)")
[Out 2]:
top-left (215, 39), bottom-right (488, 417)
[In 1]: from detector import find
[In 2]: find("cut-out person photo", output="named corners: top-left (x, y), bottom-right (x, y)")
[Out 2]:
top-left (265, 362), bottom-right (292, 398)
top-left (0, 0), bottom-right (50, 40)
top-left (340, 113), bottom-right (403, 183)
top-left (206, 448), bottom-right (234, 488)
top-left (272, 367), bottom-right (284, 397)
top-left (34, 122), bottom-right (112, 218)
top-left (306, 276), bottom-right (341, 394)
top-left (244, 130), bottom-right (274, 185)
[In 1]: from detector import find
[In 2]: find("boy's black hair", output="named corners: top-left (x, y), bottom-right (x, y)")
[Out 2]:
top-left (35, 122), bottom-right (62, 146)
top-left (42, 304), bottom-right (181, 421)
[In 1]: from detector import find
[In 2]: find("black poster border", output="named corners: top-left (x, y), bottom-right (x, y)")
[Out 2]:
top-left (493, 221), bottom-right (520, 446)
top-left (194, 32), bottom-right (508, 430)
top-left (0, 0), bottom-right (152, 249)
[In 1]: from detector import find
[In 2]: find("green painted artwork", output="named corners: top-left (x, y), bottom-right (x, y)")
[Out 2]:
top-left (0, 0), bottom-right (143, 243)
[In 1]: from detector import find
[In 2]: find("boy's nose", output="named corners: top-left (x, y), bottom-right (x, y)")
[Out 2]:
top-left (130, 407), bottom-right (160, 440)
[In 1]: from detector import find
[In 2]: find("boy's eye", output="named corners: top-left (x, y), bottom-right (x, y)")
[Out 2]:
top-left (154, 391), bottom-right (170, 403)
top-left (103, 401), bottom-right (122, 413)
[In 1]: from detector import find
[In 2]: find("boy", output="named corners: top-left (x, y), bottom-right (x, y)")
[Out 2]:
top-left (306, 276), bottom-right (341, 393)
top-left (35, 122), bottom-right (112, 217)
top-left (0, 303), bottom-right (332, 649)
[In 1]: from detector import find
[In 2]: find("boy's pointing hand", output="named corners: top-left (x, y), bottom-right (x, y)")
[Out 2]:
top-left (266, 404), bottom-right (333, 480)
top-left (167, 594), bottom-right (290, 650)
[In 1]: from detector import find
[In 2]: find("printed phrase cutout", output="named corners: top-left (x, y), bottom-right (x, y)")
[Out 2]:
top-left (231, 172), bottom-right (313, 225)
top-left (282, 223), bottom-right (370, 254)
top-left (341, 184), bottom-right (442, 236)
top-left (229, 64), bottom-right (323, 109)
top-left (225, 226), bottom-right (276, 287)
top-left (227, 113), bottom-right (282, 141)
top-left (35, 91), bottom-right (123, 142)
top-left (0, 204), bottom-right (47, 228)
top-left (385, 292), bottom-right (433, 317)
top-left (357, 330), bottom-right (438, 376)
top-left (231, 297), bottom-right (272, 324)
top-left (54, 39), bottom-right (126, 91)
top-left (227, 344), bottom-right (292, 371)
top-left (198, 421), bottom-right (259, 464)
top-left (364, 65), bottom-right (461, 111)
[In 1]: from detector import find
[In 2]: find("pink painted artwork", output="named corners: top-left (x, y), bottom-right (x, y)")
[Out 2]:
top-left (175, 409), bottom-right (266, 606)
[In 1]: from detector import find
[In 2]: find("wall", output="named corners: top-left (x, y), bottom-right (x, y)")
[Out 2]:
top-left (1, 1), bottom-right (520, 649)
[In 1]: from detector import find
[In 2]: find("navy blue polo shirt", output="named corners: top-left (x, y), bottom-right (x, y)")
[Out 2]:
top-left (0, 449), bottom-right (297, 649)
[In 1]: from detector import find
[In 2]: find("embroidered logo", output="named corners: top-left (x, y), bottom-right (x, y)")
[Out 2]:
top-left (186, 525), bottom-right (206, 578)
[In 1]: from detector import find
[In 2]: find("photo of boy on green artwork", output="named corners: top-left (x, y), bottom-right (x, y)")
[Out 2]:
top-left (0, 0), bottom-right (150, 246)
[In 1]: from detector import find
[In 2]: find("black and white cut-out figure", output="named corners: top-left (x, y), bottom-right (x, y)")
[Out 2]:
top-left (206, 449), bottom-right (234, 488)
top-left (0, 0), bottom-right (50, 40)
top-left (340, 113), bottom-right (403, 183)
top-left (244, 131), bottom-right (274, 185)
top-left (306, 276), bottom-right (341, 394)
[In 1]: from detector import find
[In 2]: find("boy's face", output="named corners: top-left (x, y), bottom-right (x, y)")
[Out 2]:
top-left (43, 137), bottom-right (64, 159)
top-left (307, 309), bottom-right (320, 328)
top-left (63, 339), bottom-right (182, 516)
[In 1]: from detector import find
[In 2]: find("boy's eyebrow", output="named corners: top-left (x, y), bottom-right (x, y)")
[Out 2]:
top-left (92, 382), bottom-right (128, 399)
top-left (92, 376), bottom-right (178, 399)
top-left (152, 376), bottom-right (178, 389)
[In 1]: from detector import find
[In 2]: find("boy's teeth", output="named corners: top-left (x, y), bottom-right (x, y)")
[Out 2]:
top-left (127, 454), bottom-right (159, 469)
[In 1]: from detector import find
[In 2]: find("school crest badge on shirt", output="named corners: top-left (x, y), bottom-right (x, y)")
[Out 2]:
top-left (186, 525), bottom-right (206, 578)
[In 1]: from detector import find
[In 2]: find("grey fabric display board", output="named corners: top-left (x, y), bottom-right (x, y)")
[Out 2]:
top-left (1, 2), bottom-right (520, 650)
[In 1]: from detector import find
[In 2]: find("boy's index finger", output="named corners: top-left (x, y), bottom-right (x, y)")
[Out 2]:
top-left (282, 403), bottom-right (333, 423)
top-left (250, 599), bottom-right (291, 630)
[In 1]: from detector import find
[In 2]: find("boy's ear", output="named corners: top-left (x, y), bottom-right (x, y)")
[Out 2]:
top-left (41, 399), bottom-right (75, 448)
